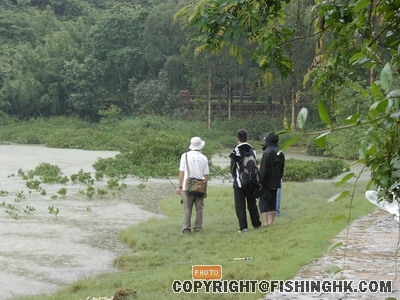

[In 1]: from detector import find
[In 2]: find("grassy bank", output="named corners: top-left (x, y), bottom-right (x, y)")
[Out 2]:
top-left (14, 180), bottom-right (375, 300)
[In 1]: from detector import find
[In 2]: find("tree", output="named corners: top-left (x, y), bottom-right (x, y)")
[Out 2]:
top-left (309, 0), bottom-right (400, 200)
top-left (62, 57), bottom-right (106, 120)
top-left (177, 0), bottom-right (400, 200)
top-left (129, 69), bottom-right (178, 116)
top-left (0, 9), bottom-right (90, 118)
top-left (87, 3), bottom-right (150, 109)
top-left (143, 1), bottom-right (187, 78)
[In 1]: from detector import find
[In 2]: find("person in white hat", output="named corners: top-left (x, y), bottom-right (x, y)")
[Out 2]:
top-left (176, 137), bottom-right (209, 233)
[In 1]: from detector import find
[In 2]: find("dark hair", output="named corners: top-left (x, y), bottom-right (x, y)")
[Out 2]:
top-left (236, 129), bottom-right (248, 143)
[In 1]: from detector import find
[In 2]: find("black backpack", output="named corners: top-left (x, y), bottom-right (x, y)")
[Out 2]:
top-left (239, 150), bottom-right (260, 187)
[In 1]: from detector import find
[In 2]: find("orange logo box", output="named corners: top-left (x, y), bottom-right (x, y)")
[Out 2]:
top-left (192, 265), bottom-right (222, 281)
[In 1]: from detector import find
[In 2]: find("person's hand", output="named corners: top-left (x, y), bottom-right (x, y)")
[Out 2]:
top-left (176, 187), bottom-right (182, 194)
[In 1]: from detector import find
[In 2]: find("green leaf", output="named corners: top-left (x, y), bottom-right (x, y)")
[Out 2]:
top-left (327, 191), bottom-right (350, 202)
top-left (325, 241), bottom-right (344, 255)
top-left (392, 158), bottom-right (400, 169)
top-left (388, 89), bottom-right (400, 98)
top-left (380, 63), bottom-right (392, 93)
top-left (296, 107), bottom-right (308, 129)
top-left (275, 130), bottom-right (288, 135)
top-left (334, 171), bottom-right (355, 186)
top-left (391, 111), bottom-right (400, 121)
top-left (370, 82), bottom-right (383, 97)
top-left (349, 52), bottom-right (368, 65)
top-left (369, 99), bottom-right (388, 116)
top-left (315, 131), bottom-right (330, 148)
top-left (391, 170), bottom-right (400, 178)
top-left (344, 114), bottom-right (360, 125)
top-left (280, 136), bottom-right (300, 151)
top-left (354, 0), bottom-right (372, 11)
top-left (318, 100), bottom-right (331, 127)
top-left (364, 143), bottom-right (378, 157)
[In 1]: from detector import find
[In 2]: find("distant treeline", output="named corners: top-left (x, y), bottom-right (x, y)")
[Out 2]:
top-left (0, 0), bottom-right (315, 122)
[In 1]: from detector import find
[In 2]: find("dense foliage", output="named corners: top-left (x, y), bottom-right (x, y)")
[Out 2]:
top-left (178, 0), bottom-right (400, 201)
top-left (0, 0), bottom-right (284, 121)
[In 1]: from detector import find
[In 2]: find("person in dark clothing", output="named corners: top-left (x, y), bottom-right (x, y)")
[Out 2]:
top-left (229, 129), bottom-right (262, 233)
top-left (259, 132), bottom-right (285, 227)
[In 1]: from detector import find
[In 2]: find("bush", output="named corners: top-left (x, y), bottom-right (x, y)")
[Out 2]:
top-left (324, 128), bottom-right (363, 160)
top-left (46, 128), bottom-right (132, 151)
top-left (93, 131), bottom-right (188, 179)
top-left (306, 127), bottom-right (364, 160)
top-left (315, 158), bottom-right (350, 179)
top-left (284, 158), bottom-right (349, 182)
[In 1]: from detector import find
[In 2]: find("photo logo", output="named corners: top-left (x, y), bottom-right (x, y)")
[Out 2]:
top-left (192, 265), bottom-right (222, 281)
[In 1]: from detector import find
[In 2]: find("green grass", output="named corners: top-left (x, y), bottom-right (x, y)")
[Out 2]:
top-left (13, 180), bottom-right (376, 300)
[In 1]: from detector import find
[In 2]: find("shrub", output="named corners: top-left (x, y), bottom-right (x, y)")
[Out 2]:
top-left (284, 158), bottom-right (349, 182)
top-left (93, 131), bottom-right (188, 179)
top-left (306, 127), bottom-right (364, 160)
top-left (46, 128), bottom-right (131, 151)
top-left (324, 128), bottom-right (363, 160)
top-left (315, 158), bottom-right (350, 179)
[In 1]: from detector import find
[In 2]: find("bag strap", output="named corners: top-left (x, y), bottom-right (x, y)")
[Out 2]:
top-left (185, 152), bottom-right (190, 177)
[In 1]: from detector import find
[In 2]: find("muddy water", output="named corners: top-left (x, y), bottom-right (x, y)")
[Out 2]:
top-left (0, 145), bottom-right (165, 299)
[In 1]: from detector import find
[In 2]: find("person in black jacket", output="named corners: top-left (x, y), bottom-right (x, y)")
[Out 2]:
top-left (259, 132), bottom-right (285, 227)
top-left (229, 129), bottom-right (262, 233)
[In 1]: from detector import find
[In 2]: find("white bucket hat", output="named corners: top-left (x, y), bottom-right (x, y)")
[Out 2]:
top-left (189, 137), bottom-right (205, 150)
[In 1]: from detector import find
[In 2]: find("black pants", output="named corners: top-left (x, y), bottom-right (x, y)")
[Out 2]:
top-left (233, 186), bottom-right (262, 231)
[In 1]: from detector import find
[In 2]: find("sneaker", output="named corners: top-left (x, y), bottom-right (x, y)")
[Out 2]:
top-left (238, 229), bottom-right (248, 233)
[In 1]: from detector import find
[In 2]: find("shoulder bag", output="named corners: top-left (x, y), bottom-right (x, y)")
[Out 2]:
top-left (185, 152), bottom-right (207, 197)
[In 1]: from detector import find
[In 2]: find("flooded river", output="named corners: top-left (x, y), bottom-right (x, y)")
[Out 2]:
top-left (0, 145), bottom-right (164, 299)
